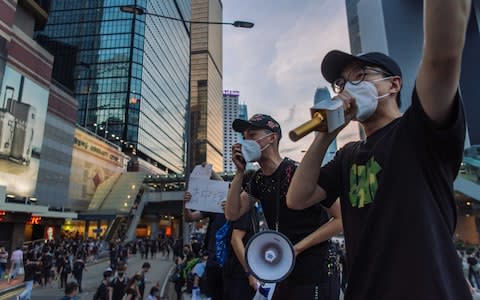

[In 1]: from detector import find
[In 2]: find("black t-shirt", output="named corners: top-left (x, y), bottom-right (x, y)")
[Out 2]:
top-left (223, 211), bottom-right (254, 279)
top-left (93, 281), bottom-right (110, 300)
top-left (318, 89), bottom-right (470, 299)
top-left (250, 158), bottom-right (331, 283)
top-left (203, 212), bottom-right (227, 267)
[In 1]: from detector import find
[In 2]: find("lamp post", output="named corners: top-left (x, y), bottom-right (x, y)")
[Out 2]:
top-left (119, 5), bottom-right (254, 177)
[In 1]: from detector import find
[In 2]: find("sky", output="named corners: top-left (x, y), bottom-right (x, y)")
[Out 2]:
top-left (222, 0), bottom-right (360, 162)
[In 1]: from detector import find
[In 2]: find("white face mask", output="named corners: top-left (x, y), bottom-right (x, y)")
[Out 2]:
top-left (241, 133), bottom-right (273, 162)
top-left (344, 77), bottom-right (392, 122)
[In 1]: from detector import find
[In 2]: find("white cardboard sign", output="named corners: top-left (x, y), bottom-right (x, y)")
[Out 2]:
top-left (186, 177), bottom-right (229, 213)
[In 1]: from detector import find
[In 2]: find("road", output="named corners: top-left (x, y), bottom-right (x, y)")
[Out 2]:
top-left (0, 254), bottom-right (174, 300)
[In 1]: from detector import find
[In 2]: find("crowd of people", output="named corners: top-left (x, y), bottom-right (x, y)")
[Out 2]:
top-left (0, 237), bottom-right (179, 300)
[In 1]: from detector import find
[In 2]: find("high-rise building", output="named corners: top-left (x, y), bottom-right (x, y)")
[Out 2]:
top-left (189, 0), bottom-right (224, 172)
top-left (239, 103), bottom-right (248, 122)
top-left (223, 90), bottom-right (244, 172)
top-left (345, 0), bottom-right (480, 146)
top-left (36, 0), bottom-right (192, 174)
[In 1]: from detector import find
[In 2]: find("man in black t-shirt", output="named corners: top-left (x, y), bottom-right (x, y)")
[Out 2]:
top-left (287, 1), bottom-right (472, 299)
top-left (223, 211), bottom-right (256, 300)
top-left (226, 114), bottom-right (343, 299)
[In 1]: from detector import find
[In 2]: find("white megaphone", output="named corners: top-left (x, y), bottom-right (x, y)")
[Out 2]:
top-left (245, 230), bottom-right (295, 283)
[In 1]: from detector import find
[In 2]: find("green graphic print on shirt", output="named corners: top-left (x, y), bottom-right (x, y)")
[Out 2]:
top-left (349, 157), bottom-right (381, 208)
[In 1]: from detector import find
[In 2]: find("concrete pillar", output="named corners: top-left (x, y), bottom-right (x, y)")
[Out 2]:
top-left (150, 221), bottom-right (159, 240)
top-left (11, 223), bottom-right (25, 250)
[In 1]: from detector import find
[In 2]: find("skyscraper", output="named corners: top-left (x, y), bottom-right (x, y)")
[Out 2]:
top-left (223, 90), bottom-right (245, 172)
top-left (345, 0), bottom-right (480, 145)
top-left (189, 0), bottom-right (224, 172)
top-left (36, 0), bottom-right (191, 174)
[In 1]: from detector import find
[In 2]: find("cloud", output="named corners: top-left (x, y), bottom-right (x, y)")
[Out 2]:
top-left (223, 0), bottom-right (353, 161)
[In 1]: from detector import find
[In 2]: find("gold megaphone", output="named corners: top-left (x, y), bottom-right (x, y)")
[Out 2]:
top-left (289, 101), bottom-right (345, 142)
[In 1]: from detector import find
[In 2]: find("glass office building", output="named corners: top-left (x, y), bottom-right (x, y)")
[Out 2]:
top-left (36, 0), bottom-right (191, 174)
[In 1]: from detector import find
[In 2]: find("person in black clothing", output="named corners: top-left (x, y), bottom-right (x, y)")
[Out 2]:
top-left (92, 269), bottom-right (113, 300)
top-left (111, 264), bottom-right (129, 300)
top-left (223, 210), bottom-right (256, 300)
top-left (287, 1), bottom-right (472, 299)
top-left (184, 167), bottom-right (229, 300)
top-left (59, 255), bottom-right (71, 289)
top-left (136, 262), bottom-right (150, 299)
top-left (72, 255), bottom-right (86, 293)
top-left (41, 250), bottom-right (53, 288)
top-left (223, 170), bottom-right (257, 300)
top-left (17, 258), bottom-right (38, 300)
top-left (226, 114), bottom-right (343, 300)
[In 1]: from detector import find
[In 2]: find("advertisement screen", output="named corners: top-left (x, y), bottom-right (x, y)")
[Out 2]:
top-left (68, 129), bottom-right (128, 210)
top-left (0, 66), bottom-right (49, 197)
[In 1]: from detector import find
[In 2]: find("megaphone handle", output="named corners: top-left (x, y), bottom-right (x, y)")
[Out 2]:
top-left (288, 112), bottom-right (324, 142)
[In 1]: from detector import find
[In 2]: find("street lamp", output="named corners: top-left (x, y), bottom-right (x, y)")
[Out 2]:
top-left (120, 5), bottom-right (254, 28)
top-left (119, 4), bottom-right (254, 176)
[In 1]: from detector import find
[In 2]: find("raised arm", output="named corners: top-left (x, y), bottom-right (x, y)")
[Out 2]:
top-left (293, 199), bottom-right (343, 256)
top-left (416, 0), bottom-right (471, 125)
top-left (225, 172), bottom-right (252, 220)
top-left (286, 134), bottom-right (331, 210)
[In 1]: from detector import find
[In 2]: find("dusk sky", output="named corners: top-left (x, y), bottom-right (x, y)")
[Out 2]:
top-left (222, 0), bottom-right (360, 161)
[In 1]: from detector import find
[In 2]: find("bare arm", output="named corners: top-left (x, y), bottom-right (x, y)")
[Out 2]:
top-left (286, 133), bottom-right (332, 210)
top-left (231, 229), bottom-right (258, 290)
top-left (225, 143), bottom-right (253, 220)
top-left (225, 172), bottom-right (252, 220)
top-left (293, 199), bottom-right (343, 255)
top-left (287, 96), bottom-right (356, 210)
top-left (416, 0), bottom-right (471, 125)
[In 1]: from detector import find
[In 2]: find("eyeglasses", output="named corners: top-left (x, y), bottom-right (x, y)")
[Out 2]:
top-left (332, 66), bottom-right (391, 94)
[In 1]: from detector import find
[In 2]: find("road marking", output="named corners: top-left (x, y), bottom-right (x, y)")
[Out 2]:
top-left (160, 264), bottom-right (176, 298)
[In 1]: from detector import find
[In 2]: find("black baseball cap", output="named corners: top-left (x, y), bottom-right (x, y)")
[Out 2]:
top-left (321, 50), bottom-right (402, 83)
top-left (232, 114), bottom-right (282, 139)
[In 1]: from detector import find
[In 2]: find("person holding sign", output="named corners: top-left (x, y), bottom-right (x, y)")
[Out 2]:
top-left (184, 167), bottom-right (227, 300)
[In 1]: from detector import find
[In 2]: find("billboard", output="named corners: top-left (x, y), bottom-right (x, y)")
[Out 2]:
top-left (68, 129), bottom-right (128, 210)
top-left (0, 66), bottom-right (49, 197)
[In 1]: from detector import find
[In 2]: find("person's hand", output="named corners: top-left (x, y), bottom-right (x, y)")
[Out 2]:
top-left (231, 143), bottom-right (246, 173)
top-left (319, 91), bottom-right (358, 143)
top-left (248, 274), bottom-right (258, 290)
top-left (183, 192), bottom-right (192, 204)
top-left (293, 244), bottom-right (301, 257)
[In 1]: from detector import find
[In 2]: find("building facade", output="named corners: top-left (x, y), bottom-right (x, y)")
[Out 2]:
top-left (189, 0), bottom-right (224, 172)
top-left (36, 0), bottom-right (192, 174)
top-left (0, 0), bottom-right (78, 251)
